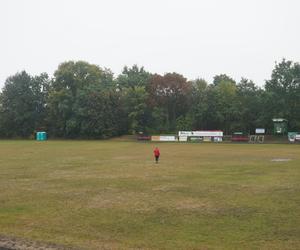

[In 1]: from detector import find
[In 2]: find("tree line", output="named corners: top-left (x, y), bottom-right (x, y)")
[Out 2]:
top-left (0, 59), bottom-right (299, 138)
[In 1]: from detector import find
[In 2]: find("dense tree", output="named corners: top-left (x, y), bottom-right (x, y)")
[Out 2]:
top-left (123, 86), bottom-right (150, 134)
top-left (0, 59), bottom-right (299, 138)
top-left (235, 78), bottom-right (263, 133)
top-left (0, 71), bottom-right (49, 137)
top-left (148, 73), bottom-right (192, 132)
top-left (73, 87), bottom-right (126, 138)
top-left (47, 61), bottom-right (117, 138)
top-left (117, 65), bottom-right (151, 89)
top-left (213, 74), bottom-right (236, 86)
top-left (265, 59), bottom-right (300, 130)
top-left (116, 65), bottom-right (152, 134)
top-left (189, 78), bottom-right (209, 130)
top-left (209, 77), bottom-right (239, 134)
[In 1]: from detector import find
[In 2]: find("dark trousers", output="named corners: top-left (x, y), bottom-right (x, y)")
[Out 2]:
top-left (155, 156), bottom-right (159, 163)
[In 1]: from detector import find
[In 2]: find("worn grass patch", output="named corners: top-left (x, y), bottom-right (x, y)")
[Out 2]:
top-left (0, 141), bottom-right (300, 249)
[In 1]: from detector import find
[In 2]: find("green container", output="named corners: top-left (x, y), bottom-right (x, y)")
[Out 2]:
top-left (36, 132), bottom-right (47, 141)
top-left (272, 118), bottom-right (288, 135)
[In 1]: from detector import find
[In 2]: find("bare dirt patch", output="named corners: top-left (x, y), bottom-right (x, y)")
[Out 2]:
top-left (0, 235), bottom-right (76, 250)
top-left (271, 158), bottom-right (291, 162)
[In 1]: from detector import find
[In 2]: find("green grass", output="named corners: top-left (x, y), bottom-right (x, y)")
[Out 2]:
top-left (0, 140), bottom-right (300, 249)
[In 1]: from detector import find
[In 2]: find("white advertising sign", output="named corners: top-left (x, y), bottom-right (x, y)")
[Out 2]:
top-left (159, 136), bottom-right (177, 142)
top-left (203, 136), bottom-right (212, 142)
top-left (296, 135), bottom-right (300, 141)
top-left (179, 136), bottom-right (188, 142)
top-left (179, 131), bottom-right (223, 137)
top-left (213, 137), bottom-right (223, 142)
top-left (151, 136), bottom-right (160, 142)
top-left (255, 128), bottom-right (265, 134)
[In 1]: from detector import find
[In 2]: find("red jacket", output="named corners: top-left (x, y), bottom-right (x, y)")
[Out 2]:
top-left (154, 148), bottom-right (160, 157)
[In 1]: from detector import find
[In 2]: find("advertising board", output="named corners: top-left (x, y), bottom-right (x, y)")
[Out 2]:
top-left (189, 137), bottom-right (203, 142)
top-left (151, 136), bottom-right (161, 142)
top-left (203, 136), bottom-right (212, 142)
top-left (179, 136), bottom-right (188, 142)
top-left (213, 137), bottom-right (223, 142)
top-left (159, 136), bottom-right (177, 142)
top-left (179, 131), bottom-right (223, 137)
top-left (255, 128), bottom-right (265, 134)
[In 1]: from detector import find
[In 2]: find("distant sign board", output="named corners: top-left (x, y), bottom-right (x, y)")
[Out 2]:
top-left (255, 128), bottom-right (265, 134)
top-left (189, 137), bottom-right (203, 142)
top-left (179, 131), bottom-right (223, 137)
top-left (151, 136), bottom-right (161, 142)
top-left (137, 135), bottom-right (151, 141)
top-left (203, 136), bottom-right (212, 142)
top-left (159, 136), bottom-right (177, 142)
top-left (179, 136), bottom-right (188, 142)
top-left (213, 137), bottom-right (223, 142)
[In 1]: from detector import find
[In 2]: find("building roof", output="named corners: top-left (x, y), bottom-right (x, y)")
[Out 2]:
top-left (272, 118), bottom-right (288, 122)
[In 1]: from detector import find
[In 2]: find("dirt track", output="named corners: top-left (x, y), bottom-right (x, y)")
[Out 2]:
top-left (0, 235), bottom-right (76, 250)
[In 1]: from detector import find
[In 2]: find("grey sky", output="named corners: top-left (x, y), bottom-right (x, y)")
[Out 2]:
top-left (1, 0), bottom-right (299, 88)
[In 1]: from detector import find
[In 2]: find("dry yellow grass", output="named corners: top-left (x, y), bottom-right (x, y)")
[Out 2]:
top-left (0, 140), bottom-right (299, 249)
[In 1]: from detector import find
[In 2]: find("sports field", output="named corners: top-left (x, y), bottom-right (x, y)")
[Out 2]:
top-left (0, 140), bottom-right (299, 249)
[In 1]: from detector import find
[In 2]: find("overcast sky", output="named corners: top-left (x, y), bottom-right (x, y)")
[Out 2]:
top-left (0, 0), bottom-right (300, 88)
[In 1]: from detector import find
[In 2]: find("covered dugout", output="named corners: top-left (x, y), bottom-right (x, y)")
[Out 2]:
top-left (272, 118), bottom-right (288, 135)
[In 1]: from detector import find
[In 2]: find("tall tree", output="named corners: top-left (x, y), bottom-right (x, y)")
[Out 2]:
top-left (213, 74), bottom-right (236, 86)
top-left (148, 73), bottom-right (192, 132)
top-left (264, 59), bottom-right (300, 130)
top-left (0, 71), bottom-right (50, 137)
top-left (73, 87), bottom-right (127, 138)
top-left (117, 65), bottom-right (151, 89)
top-left (122, 86), bottom-right (150, 134)
top-left (116, 65), bottom-right (152, 133)
top-left (236, 78), bottom-right (263, 133)
top-left (210, 78), bottom-right (239, 134)
top-left (189, 78), bottom-right (209, 130)
top-left (47, 61), bottom-right (117, 138)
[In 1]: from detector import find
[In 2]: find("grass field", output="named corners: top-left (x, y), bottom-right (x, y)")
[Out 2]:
top-left (0, 140), bottom-right (300, 249)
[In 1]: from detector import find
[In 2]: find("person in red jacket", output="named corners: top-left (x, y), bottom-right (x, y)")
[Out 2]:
top-left (153, 147), bottom-right (160, 163)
